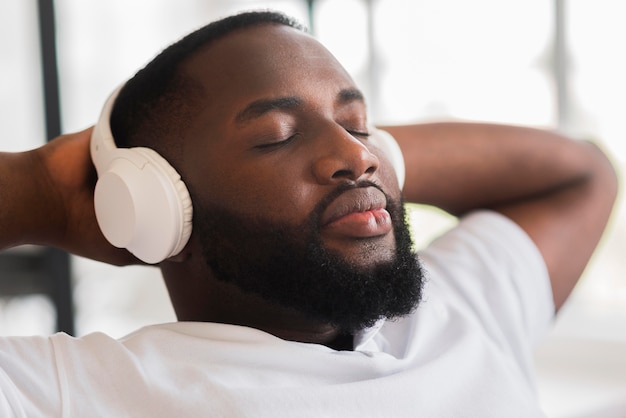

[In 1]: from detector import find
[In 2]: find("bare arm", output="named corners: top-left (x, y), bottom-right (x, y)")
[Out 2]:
top-left (0, 127), bottom-right (138, 265)
top-left (382, 122), bottom-right (618, 310)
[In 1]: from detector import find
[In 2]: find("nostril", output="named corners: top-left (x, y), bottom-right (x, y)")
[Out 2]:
top-left (331, 169), bottom-right (353, 180)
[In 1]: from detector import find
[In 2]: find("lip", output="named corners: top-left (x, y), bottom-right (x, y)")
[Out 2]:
top-left (320, 187), bottom-right (392, 238)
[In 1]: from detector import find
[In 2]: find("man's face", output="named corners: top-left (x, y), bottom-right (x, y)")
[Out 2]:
top-left (175, 24), bottom-right (424, 332)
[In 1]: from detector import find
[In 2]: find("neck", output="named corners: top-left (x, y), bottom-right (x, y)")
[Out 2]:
top-left (160, 260), bottom-right (350, 348)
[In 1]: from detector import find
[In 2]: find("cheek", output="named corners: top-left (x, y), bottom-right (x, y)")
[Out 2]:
top-left (238, 177), bottom-right (312, 219)
top-left (192, 156), bottom-right (317, 224)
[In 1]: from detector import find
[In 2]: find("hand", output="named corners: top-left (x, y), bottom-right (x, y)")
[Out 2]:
top-left (36, 127), bottom-right (140, 265)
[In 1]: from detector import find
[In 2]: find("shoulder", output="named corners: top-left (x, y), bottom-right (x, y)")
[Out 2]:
top-left (409, 210), bottom-right (553, 349)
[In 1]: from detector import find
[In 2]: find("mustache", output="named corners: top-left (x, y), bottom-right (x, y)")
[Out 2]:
top-left (310, 180), bottom-right (390, 227)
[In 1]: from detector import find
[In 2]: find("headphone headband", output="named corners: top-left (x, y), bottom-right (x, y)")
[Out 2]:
top-left (91, 86), bottom-right (123, 175)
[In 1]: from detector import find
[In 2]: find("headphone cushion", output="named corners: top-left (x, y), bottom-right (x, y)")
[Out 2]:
top-left (93, 147), bottom-right (192, 264)
top-left (370, 129), bottom-right (405, 190)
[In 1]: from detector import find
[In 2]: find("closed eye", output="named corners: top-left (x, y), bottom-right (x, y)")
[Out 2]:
top-left (347, 130), bottom-right (371, 139)
top-left (254, 129), bottom-right (368, 152)
top-left (254, 134), bottom-right (299, 151)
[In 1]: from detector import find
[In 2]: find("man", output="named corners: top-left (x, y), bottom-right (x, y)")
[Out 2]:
top-left (0, 10), bottom-right (617, 417)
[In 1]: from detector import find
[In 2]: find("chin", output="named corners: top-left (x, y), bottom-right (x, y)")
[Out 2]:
top-left (324, 234), bottom-right (397, 270)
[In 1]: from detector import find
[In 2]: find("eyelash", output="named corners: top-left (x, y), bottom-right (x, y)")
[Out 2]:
top-left (255, 129), bottom-right (371, 151)
top-left (255, 135), bottom-right (298, 150)
top-left (348, 130), bottom-right (371, 139)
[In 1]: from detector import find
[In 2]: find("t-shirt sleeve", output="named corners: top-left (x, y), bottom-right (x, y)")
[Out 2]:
top-left (0, 335), bottom-right (62, 417)
top-left (419, 210), bottom-right (555, 354)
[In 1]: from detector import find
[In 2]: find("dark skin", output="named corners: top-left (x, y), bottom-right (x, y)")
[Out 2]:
top-left (0, 23), bottom-right (618, 348)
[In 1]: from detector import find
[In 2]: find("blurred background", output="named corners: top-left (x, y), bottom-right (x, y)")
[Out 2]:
top-left (0, 1), bottom-right (624, 416)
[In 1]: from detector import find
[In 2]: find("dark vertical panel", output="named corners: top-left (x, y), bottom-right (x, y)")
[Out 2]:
top-left (44, 248), bottom-right (74, 335)
top-left (36, 0), bottom-right (74, 335)
top-left (306, 0), bottom-right (315, 34)
top-left (37, 0), bottom-right (62, 140)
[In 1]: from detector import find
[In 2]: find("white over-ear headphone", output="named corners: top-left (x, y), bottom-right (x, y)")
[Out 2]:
top-left (90, 86), bottom-right (193, 264)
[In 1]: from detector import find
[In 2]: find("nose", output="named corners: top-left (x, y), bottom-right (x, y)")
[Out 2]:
top-left (312, 128), bottom-right (379, 185)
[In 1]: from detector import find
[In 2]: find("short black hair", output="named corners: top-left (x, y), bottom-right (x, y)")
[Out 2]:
top-left (110, 10), bottom-right (306, 150)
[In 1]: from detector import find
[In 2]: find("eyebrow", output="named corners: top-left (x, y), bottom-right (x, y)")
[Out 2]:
top-left (235, 96), bottom-right (303, 124)
top-left (234, 88), bottom-right (366, 125)
top-left (336, 88), bottom-right (365, 105)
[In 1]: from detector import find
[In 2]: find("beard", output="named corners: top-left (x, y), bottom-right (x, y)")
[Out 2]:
top-left (195, 181), bottom-right (425, 334)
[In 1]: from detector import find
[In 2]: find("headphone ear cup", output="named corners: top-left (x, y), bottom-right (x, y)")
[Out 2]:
top-left (93, 147), bottom-right (192, 264)
top-left (369, 129), bottom-right (405, 190)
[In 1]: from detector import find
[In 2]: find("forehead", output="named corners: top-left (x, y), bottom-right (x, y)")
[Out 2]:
top-left (180, 24), bottom-right (357, 112)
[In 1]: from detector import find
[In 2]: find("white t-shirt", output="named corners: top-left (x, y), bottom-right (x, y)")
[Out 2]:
top-left (0, 211), bottom-right (554, 417)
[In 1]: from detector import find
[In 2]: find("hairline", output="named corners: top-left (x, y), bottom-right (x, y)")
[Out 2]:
top-left (109, 11), bottom-right (307, 155)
